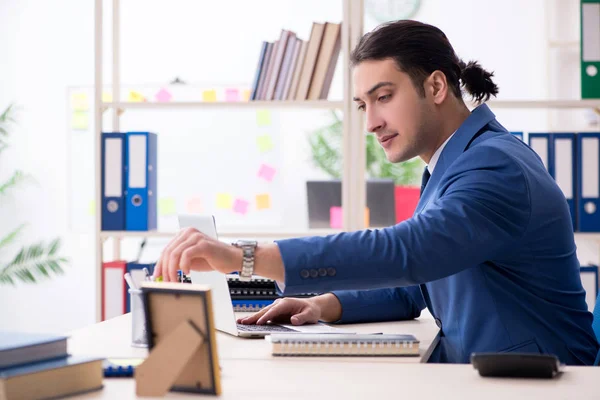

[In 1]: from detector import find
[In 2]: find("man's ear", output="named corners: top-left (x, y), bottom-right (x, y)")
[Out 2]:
top-left (425, 70), bottom-right (448, 105)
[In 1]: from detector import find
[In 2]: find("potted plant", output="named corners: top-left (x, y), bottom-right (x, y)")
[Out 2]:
top-left (307, 110), bottom-right (423, 226)
top-left (0, 104), bottom-right (68, 285)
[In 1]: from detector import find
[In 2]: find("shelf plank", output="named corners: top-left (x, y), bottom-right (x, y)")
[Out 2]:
top-left (482, 100), bottom-right (600, 109)
top-left (100, 229), bottom-right (343, 239)
top-left (101, 100), bottom-right (344, 110)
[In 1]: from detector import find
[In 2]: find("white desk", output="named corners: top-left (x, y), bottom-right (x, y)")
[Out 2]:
top-left (68, 313), bottom-right (600, 399)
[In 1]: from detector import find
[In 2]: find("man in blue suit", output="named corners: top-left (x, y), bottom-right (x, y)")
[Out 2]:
top-left (154, 20), bottom-right (599, 365)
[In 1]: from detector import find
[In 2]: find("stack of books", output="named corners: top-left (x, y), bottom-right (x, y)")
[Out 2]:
top-left (250, 22), bottom-right (341, 101)
top-left (227, 275), bottom-right (318, 311)
top-left (0, 331), bottom-right (104, 399)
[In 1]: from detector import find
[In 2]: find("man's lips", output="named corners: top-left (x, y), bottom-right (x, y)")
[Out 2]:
top-left (379, 133), bottom-right (398, 143)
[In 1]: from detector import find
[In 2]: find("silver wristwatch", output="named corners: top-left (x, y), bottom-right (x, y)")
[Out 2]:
top-left (232, 240), bottom-right (257, 281)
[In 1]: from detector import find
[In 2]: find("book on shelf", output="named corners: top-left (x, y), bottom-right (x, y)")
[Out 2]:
top-left (250, 22), bottom-right (341, 102)
top-left (268, 333), bottom-right (420, 357)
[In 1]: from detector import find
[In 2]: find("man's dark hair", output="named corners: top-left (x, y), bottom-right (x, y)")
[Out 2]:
top-left (350, 20), bottom-right (499, 103)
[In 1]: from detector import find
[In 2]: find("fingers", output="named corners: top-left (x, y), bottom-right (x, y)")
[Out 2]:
top-left (155, 228), bottom-right (198, 282)
top-left (179, 240), bottom-right (210, 274)
top-left (256, 300), bottom-right (290, 325)
top-left (166, 233), bottom-right (202, 282)
top-left (237, 302), bottom-right (277, 324)
top-left (290, 308), bottom-right (317, 325)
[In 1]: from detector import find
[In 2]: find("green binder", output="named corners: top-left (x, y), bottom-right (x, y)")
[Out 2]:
top-left (581, 0), bottom-right (600, 98)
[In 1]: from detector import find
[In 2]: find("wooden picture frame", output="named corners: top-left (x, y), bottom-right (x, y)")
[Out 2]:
top-left (134, 282), bottom-right (221, 397)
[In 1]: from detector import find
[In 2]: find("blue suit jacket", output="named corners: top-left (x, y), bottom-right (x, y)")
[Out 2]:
top-left (276, 104), bottom-right (599, 365)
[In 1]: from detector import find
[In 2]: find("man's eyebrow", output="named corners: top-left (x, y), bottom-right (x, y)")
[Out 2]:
top-left (352, 82), bottom-right (395, 101)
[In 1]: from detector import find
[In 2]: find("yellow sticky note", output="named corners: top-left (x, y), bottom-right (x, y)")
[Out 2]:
top-left (242, 89), bottom-right (251, 102)
top-left (202, 90), bottom-right (217, 102)
top-left (256, 110), bottom-right (271, 126)
top-left (71, 112), bottom-right (89, 130)
top-left (102, 91), bottom-right (113, 103)
top-left (128, 91), bottom-right (146, 102)
top-left (256, 194), bottom-right (271, 210)
top-left (158, 198), bottom-right (177, 216)
top-left (256, 135), bottom-right (274, 153)
top-left (71, 92), bottom-right (89, 111)
top-left (216, 193), bottom-right (233, 209)
top-left (88, 200), bottom-right (96, 216)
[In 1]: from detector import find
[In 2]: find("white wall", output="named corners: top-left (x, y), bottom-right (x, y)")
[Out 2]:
top-left (1, 0), bottom-right (596, 334)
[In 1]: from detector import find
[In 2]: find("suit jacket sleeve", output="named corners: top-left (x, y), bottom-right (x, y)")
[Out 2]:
top-left (330, 286), bottom-right (426, 323)
top-left (275, 145), bottom-right (531, 296)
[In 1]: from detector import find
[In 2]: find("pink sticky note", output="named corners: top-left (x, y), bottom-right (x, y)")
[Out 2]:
top-left (155, 88), bottom-right (172, 102)
top-left (330, 206), bottom-right (343, 229)
top-left (225, 88), bottom-right (239, 102)
top-left (257, 163), bottom-right (276, 182)
top-left (186, 197), bottom-right (203, 214)
top-left (233, 198), bottom-right (249, 215)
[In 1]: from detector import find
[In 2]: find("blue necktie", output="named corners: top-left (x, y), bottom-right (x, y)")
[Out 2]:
top-left (420, 167), bottom-right (431, 197)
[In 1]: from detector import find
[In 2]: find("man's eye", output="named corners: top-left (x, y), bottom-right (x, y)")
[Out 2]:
top-left (357, 104), bottom-right (365, 111)
top-left (378, 95), bottom-right (391, 102)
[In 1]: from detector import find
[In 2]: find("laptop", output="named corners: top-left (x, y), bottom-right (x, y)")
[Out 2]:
top-left (177, 214), bottom-right (354, 338)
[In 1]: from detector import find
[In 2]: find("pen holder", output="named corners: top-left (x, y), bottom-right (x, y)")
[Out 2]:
top-left (129, 288), bottom-right (148, 348)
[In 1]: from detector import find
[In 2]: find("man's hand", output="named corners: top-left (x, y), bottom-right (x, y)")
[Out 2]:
top-left (237, 293), bottom-right (343, 325)
top-left (153, 227), bottom-right (242, 282)
top-left (237, 297), bottom-right (322, 326)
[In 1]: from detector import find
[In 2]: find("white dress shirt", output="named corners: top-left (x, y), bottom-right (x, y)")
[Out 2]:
top-left (427, 132), bottom-right (456, 174)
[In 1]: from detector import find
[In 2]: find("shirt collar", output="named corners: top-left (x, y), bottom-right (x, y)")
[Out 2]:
top-left (427, 132), bottom-right (455, 174)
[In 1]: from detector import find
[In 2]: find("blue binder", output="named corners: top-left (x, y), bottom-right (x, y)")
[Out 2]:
top-left (101, 132), bottom-right (126, 230)
top-left (510, 131), bottom-right (524, 141)
top-left (552, 133), bottom-right (577, 231)
top-left (577, 132), bottom-right (600, 231)
top-left (125, 132), bottom-right (157, 231)
top-left (528, 133), bottom-right (553, 176)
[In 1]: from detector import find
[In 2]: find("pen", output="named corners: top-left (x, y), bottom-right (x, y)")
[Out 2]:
top-left (124, 272), bottom-right (137, 290)
top-left (142, 267), bottom-right (151, 281)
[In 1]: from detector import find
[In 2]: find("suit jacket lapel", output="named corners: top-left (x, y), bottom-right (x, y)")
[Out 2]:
top-left (414, 104), bottom-right (497, 214)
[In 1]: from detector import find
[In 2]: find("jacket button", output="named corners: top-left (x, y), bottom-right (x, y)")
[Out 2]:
top-left (300, 269), bottom-right (310, 279)
top-left (309, 269), bottom-right (318, 278)
top-left (435, 318), bottom-right (442, 328)
top-left (318, 268), bottom-right (327, 277)
top-left (327, 267), bottom-right (336, 277)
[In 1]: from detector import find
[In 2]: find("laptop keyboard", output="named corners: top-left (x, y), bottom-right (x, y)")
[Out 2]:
top-left (237, 323), bottom-right (297, 333)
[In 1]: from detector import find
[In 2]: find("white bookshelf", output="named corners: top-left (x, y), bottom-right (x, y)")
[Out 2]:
top-left (93, 0), bottom-right (365, 322)
top-left (102, 100), bottom-right (344, 110)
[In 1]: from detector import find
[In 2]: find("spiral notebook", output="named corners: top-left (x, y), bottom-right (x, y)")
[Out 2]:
top-left (268, 333), bottom-right (419, 357)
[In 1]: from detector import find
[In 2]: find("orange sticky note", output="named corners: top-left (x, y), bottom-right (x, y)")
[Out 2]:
top-left (364, 207), bottom-right (370, 227)
top-left (256, 194), bottom-right (271, 210)
top-left (186, 197), bottom-right (203, 214)
top-left (202, 90), bottom-right (217, 102)
top-left (216, 193), bottom-right (233, 209)
top-left (242, 89), bottom-right (251, 102)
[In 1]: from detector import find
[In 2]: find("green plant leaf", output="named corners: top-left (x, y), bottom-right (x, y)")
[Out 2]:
top-left (0, 170), bottom-right (27, 197)
top-left (0, 239), bottom-right (68, 285)
top-left (0, 224), bottom-right (25, 250)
